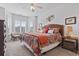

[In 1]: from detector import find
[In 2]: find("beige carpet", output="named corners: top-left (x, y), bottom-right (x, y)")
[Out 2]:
top-left (5, 40), bottom-right (79, 56)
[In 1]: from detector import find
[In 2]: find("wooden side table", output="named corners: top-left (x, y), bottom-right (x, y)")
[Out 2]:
top-left (62, 36), bottom-right (78, 53)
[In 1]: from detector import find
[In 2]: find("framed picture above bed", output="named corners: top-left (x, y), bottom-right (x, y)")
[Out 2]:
top-left (65, 16), bottom-right (76, 25)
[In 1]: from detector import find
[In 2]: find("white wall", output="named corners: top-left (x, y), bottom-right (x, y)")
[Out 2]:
top-left (0, 7), bottom-right (5, 20)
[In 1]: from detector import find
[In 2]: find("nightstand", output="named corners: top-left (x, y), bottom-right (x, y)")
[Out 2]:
top-left (62, 36), bottom-right (78, 53)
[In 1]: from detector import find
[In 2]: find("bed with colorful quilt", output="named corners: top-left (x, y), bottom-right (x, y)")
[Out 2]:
top-left (21, 24), bottom-right (64, 56)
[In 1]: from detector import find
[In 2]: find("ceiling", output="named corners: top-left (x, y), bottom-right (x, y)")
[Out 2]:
top-left (0, 3), bottom-right (79, 16)
top-left (0, 3), bottom-right (57, 12)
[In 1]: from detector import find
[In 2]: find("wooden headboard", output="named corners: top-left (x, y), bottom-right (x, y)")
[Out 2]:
top-left (43, 24), bottom-right (64, 36)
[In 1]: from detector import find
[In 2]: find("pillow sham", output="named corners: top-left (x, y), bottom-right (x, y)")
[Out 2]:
top-left (53, 28), bottom-right (59, 33)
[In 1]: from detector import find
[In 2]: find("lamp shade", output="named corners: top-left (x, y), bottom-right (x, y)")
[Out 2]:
top-left (67, 25), bottom-right (73, 33)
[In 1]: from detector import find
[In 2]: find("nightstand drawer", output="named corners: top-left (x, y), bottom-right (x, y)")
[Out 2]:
top-left (62, 41), bottom-right (76, 49)
top-left (62, 36), bottom-right (78, 53)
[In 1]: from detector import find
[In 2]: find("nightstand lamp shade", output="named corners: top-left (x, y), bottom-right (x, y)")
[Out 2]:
top-left (66, 25), bottom-right (73, 36)
top-left (67, 26), bottom-right (73, 32)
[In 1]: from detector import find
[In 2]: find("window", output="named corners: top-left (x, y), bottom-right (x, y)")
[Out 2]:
top-left (12, 14), bottom-right (28, 33)
top-left (28, 16), bottom-right (38, 32)
top-left (15, 20), bottom-right (26, 33)
top-left (21, 21), bottom-right (26, 33)
top-left (29, 21), bottom-right (33, 32)
top-left (15, 20), bottom-right (20, 33)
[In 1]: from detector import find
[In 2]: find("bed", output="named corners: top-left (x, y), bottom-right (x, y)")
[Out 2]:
top-left (21, 24), bottom-right (64, 56)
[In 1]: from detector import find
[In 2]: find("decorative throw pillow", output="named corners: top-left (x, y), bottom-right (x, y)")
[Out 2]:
top-left (48, 30), bottom-right (54, 34)
top-left (42, 28), bottom-right (49, 33)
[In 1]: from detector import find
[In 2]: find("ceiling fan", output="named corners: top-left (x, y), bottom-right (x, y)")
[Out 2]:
top-left (30, 3), bottom-right (43, 12)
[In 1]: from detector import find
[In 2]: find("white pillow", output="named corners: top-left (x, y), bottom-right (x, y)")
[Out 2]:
top-left (48, 30), bottom-right (54, 34)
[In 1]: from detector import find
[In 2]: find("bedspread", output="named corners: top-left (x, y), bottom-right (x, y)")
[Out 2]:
top-left (22, 32), bottom-right (62, 55)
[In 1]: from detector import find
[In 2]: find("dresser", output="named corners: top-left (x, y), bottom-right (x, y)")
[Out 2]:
top-left (0, 20), bottom-right (4, 56)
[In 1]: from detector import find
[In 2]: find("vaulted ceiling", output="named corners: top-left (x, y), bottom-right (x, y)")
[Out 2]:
top-left (0, 3), bottom-right (79, 16)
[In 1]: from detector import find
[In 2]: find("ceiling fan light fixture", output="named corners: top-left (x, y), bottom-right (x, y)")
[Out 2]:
top-left (30, 5), bottom-right (35, 12)
top-left (30, 3), bottom-right (43, 12)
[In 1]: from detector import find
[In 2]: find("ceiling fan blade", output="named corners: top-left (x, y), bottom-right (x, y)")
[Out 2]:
top-left (31, 3), bottom-right (43, 9)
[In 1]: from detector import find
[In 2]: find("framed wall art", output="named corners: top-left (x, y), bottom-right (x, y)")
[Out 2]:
top-left (65, 17), bottom-right (76, 25)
